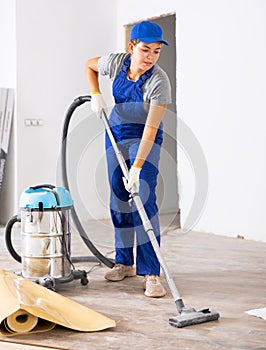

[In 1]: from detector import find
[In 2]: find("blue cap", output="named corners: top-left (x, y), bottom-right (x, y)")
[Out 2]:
top-left (130, 21), bottom-right (169, 46)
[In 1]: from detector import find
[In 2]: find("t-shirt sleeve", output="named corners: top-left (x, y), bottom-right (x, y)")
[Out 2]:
top-left (147, 67), bottom-right (172, 106)
top-left (98, 53), bottom-right (127, 81)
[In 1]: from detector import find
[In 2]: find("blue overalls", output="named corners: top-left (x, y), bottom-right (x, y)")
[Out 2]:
top-left (105, 57), bottom-right (163, 276)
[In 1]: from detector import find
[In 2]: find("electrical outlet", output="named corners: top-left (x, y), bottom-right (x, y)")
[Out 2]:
top-left (24, 119), bottom-right (44, 126)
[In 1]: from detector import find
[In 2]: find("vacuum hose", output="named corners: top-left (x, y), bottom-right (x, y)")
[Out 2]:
top-left (5, 215), bottom-right (22, 263)
top-left (61, 96), bottom-right (114, 268)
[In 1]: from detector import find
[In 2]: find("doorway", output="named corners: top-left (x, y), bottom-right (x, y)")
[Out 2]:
top-left (125, 14), bottom-right (180, 227)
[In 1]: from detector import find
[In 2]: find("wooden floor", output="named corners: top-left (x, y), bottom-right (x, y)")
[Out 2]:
top-left (0, 215), bottom-right (265, 350)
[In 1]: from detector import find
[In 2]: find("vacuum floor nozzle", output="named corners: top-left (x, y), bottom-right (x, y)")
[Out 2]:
top-left (169, 308), bottom-right (220, 328)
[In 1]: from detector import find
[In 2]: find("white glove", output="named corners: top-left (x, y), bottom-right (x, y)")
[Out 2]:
top-left (124, 166), bottom-right (141, 193)
top-left (90, 93), bottom-right (107, 118)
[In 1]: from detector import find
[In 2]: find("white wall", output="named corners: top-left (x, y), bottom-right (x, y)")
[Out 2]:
top-left (15, 0), bottom-right (117, 221)
top-left (2, 0), bottom-right (266, 242)
top-left (0, 0), bottom-right (16, 223)
top-left (0, 0), bottom-right (16, 87)
top-left (117, 0), bottom-right (266, 242)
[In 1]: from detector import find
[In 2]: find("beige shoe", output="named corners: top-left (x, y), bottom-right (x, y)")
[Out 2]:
top-left (104, 264), bottom-right (136, 281)
top-left (143, 275), bottom-right (166, 298)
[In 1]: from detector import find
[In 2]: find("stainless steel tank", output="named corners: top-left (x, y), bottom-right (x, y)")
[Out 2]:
top-left (19, 185), bottom-right (73, 280)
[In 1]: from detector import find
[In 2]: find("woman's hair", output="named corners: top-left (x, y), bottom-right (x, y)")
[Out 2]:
top-left (130, 39), bottom-right (140, 45)
top-left (128, 38), bottom-right (163, 53)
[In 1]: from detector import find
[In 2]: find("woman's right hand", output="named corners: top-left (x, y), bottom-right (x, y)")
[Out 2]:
top-left (90, 93), bottom-right (107, 118)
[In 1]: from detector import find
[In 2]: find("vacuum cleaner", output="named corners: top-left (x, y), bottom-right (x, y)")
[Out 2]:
top-left (4, 95), bottom-right (113, 290)
top-left (5, 184), bottom-right (88, 290)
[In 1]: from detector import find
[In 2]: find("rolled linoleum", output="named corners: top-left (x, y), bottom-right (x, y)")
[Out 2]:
top-left (0, 269), bottom-right (116, 336)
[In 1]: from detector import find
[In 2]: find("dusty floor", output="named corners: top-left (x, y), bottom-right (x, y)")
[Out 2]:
top-left (0, 215), bottom-right (265, 350)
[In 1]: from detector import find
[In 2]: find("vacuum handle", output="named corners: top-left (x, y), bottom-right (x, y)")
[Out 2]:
top-left (29, 184), bottom-right (60, 206)
top-left (30, 184), bottom-right (55, 190)
top-left (5, 215), bottom-right (22, 263)
top-left (101, 109), bottom-right (129, 181)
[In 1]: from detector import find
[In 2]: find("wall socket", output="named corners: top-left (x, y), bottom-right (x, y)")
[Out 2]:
top-left (24, 119), bottom-right (43, 126)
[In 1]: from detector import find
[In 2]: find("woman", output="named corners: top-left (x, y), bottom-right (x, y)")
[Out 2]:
top-left (85, 21), bottom-right (171, 298)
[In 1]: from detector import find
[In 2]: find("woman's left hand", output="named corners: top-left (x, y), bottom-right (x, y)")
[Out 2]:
top-left (124, 166), bottom-right (141, 193)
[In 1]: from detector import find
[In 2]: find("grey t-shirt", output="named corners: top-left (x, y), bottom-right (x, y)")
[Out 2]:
top-left (98, 52), bottom-right (172, 106)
